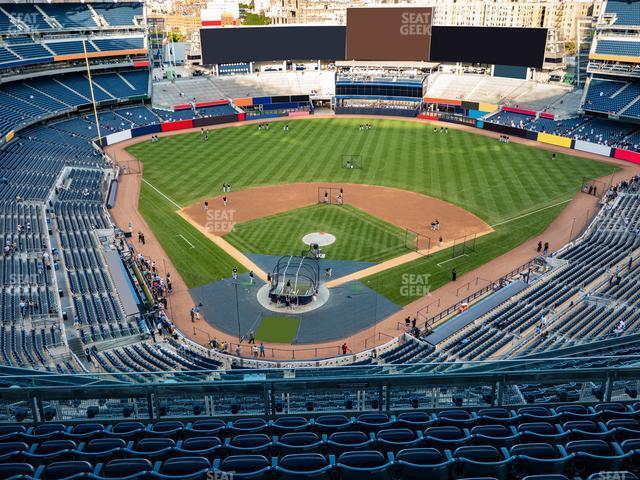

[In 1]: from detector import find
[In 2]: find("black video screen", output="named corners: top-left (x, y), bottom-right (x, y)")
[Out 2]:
top-left (430, 27), bottom-right (547, 68)
top-left (200, 26), bottom-right (346, 65)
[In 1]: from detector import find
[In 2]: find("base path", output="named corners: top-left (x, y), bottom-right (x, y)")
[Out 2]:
top-left (106, 114), bottom-right (640, 361)
top-left (181, 182), bottom-right (492, 241)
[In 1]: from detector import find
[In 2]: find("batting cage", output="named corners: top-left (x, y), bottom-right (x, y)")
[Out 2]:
top-left (581, 176), bottom-right (608, 199)
top-left (317, 186), bottom-right (346, 205)
top-left (342, 154), bottom-right (363, 170)
top-left (450, 234), bottom-right (478, 259)
top-left (404, 229), bottom-right (431, 254)
top-left (269, 255), bottom-right (320, 306)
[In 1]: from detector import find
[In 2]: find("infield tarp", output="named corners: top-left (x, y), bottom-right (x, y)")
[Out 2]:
top-left (200, 25), bottom-right (347, 65)
top-left (574, 140), bottom-right (612, 157)
top-left (105, 129), bottom-right (132, 146)
top-left (537, 132), bottom-right (572, 148)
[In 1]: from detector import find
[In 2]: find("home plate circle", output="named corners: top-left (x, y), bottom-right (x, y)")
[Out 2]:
top-left (302, 232), bottom-right (336, 246)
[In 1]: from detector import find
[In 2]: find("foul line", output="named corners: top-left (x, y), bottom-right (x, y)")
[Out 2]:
top-left (437, 254), bottom-right (468, 268)
top-left (178, 234), bottom-right (195, 248)
top-left (490, 199), bottom-right (571, 228)
top-left (142, 178), bottom-right (182, 209)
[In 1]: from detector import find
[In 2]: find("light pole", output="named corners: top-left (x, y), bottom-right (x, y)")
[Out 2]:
top-left (234, 281), bottom-right (241, 342)
top-left (569, 217), bottom-right (576, 242)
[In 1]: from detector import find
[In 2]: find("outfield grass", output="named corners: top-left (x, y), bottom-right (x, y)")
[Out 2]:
top-left (225, 204), bottom-right (409, 262)
top-left (128, 118), bottom-right (617, 296)
top-left (255, 316), bottom-right (300, 343)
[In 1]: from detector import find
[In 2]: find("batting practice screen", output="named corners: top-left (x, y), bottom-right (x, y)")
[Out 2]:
top-left (345, 7), bottom-right (433, 61)
top-left (429, 26), bottom-right (548, 69)
top-left (200, 25), bottom-right (347, 65)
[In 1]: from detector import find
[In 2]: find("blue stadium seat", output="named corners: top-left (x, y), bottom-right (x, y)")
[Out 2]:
top-left (394, 447), bottom-right (452, 480)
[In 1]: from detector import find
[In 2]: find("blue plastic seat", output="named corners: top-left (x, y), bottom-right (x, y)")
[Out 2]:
top-left (0, 462), bottom-right (35, 479)
top-left (276, 453), bottom-right (331, 480)
top-left (516, 407), bottom-right (559, 423)
top-left (478, 408), bottom-right (517, 425)
top-left (42, 460), bottom-right (94, 479)
top-left (510, 443), bottom-right (571, 477)
top-left (314, 415), bottom-right (351, 433)
top-left (394, 447), bottom-right (452, 480)
top-left (99, 458), bottom-right (153, 478)
top-left (108, 422), bottom-right (145, 440)
top-left (517, 422), bottom-right (566, 442)
top-left (424, 426), bottom-right (471, 448)
top-left (562, 420), bottom-right (611, 440)
top-left (376, 428), bottom-right (421, 452)
top-left (229, 418), bottom-right (267, 434)
top-left (453, 445), bottom-right (512, 480)
top-left (565, 439), bottom-right (630, 476)
top-left (336, 450), bottom-right (393, 480)
top-left (158, 456), bottom-right (211, 478)
top-left (356, 413), bottom-right (394, 431)
top-left (595, 403), bottom-right (635, 421)
top-left (0, 441), bottom-right (29, 459)
top-left (218, 454), bottom-right (271, 479)
top-left (227, 433), bottom-right (272, 454)
top-left (186, 419), bottom-right (225, 437)
top-left (277, 432), bottom-right (323, 454)
top-left (127, 438), bottom-right (175, 459)
top-left (396, 412), bottom-right (435, 430)
top-left (437, 409), bottom-right (477, 427)
top-left (147, 421), bottom-right (184, 438)
top-left (327, 431), bottom-right (372, 455)
top-left (471, 425), bottom-right (520, 448)
top-left (273, 416), bottom-right (309, 433)
top-left (77, 438), bottom-right (126, 462)
top-left (555, 405), bottom-right (597, 421)
top-left (176, 436), bottom-right (221, 455)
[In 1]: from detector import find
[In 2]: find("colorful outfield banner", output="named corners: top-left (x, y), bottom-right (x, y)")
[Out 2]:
top-left (537, 132), bottom-right (573, 148)
top-left (574, 140), bottom-right (612, 157)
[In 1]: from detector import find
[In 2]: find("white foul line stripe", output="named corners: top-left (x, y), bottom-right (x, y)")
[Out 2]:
top-left (178, 234), bottom-right (195, 248)
top-left (142, 178), bottom-right (182, 209)
top-left (490, 199), bottom-right (571, 228)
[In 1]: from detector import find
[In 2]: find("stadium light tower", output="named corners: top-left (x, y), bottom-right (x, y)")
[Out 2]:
top-left (82, 38), bottom-right (102, 144)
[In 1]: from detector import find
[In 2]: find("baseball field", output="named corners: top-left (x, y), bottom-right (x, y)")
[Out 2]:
top-left (127, 117), bottom-right (616, 305)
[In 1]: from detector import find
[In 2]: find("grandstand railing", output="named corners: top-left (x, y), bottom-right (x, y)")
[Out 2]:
top-left (416, 258), bottom-right (543, 332)
top-left (2, 359), bottom-right (640, 423)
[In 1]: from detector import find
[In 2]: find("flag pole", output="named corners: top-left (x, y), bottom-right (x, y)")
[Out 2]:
top-left (82, 38), bottom-right (102, 144)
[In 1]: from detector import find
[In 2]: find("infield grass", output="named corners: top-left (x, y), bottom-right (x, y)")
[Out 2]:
top-left (128, 118), bottom-right (617, 302)
top-left (225, 204), bottom-right (409, 262)
top-left (255, 316), bottom-right (300, 343)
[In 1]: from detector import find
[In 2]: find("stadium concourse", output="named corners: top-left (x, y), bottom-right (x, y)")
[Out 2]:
top-left (107, 114), bottom-right (640, 360)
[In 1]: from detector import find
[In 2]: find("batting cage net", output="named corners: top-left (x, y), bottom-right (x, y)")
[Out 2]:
top-left (450, 234), bottom-right (478, 259)
top-left (581, 177), bottom-right (607, 199)
top-left (404, 229), bottom-right (431, 254)
top-left (317, 186), bottom-right (345, 205)
top-left (342, 154), bottom-right (363, 170)
top-left (118, 160), bottom-right (142, 175)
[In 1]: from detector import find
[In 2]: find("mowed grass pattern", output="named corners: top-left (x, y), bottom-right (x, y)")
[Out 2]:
top-left (225, 204), bottom-right (409, 262)
top-left (128, 118), bottom-right (616, 295)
